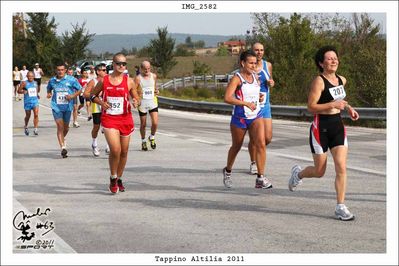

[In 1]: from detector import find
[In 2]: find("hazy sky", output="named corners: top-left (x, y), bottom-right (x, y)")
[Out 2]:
top-left (49, 12), bottom-right (386, 36)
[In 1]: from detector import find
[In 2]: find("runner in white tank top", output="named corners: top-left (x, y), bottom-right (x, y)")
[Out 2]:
top-left (134, 61), bottom-right (159, 151)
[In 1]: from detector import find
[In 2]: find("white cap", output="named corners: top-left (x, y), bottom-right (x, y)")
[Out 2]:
top-left (35, 63), bottom-right (39, 66)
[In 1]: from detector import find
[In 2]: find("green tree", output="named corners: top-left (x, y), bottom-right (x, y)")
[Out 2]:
top-left (148, 27), bottom-right (177, 78)
top-left (13, 13), bottom-right (29, 67)
top-left (175, 44), bottom-right (195, 56)
top-left (25, 13), bottom-right (61, 73)
top-left (137, 46), bottom-right (151, 57)
top-left (216, 46), bottom-right (229, 56)
top-left (185, 36), bottom-right (193, 48)
top-left (193, 40), bottom-right (205, 49)
top-left (250, 12), bottom-right (386, 107)
top-left (192, 60), bottom-right (212, 75)
top-left (61, 22), bottom-right (95, 65)
top-left (341, 14), bottom-right (386, 107)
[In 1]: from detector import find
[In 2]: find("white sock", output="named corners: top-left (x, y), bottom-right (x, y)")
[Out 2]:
top-left (110, 175), bottom-right (117, 180)
top-left (92, 138), bottom-right (98, 147)
top-left (149, 134), bottom-right (155, 140)
top-left (337, 203), bottom-right (345, 209)
top-left (142, 138), bottom-right (146, 143)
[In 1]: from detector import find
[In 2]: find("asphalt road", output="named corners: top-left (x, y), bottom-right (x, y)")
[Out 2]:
top-left (11, 89), bottom-right (387, 256)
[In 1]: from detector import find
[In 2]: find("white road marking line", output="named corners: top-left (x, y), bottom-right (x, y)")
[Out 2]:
top-left (189, 138), bottom-right (218, 145)
top-left (13, 196), bottom-right (76, 253)
top-left (269, 151), bottom-right (386, 176)
top-left (157, 131), bottom-right (178, 137)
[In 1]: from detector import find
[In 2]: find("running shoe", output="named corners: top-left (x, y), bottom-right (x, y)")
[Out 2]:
top-left (92, 145), bottom-right (100, 157)
top-left (105, 146), bottom-right (110, 155)
top-left (149, 136), bottom-right (156, 149)
top-left (250, 161), bottom-right (257, 175)
top-left (117, 179), bottom-right (125, 192)
top-left (33, 128), bottom-right (38, 135)
top-left (335, 205), bottom-right (355, 221)
top-left (24, 128), bottom-right (29, 136)
top-left (288, 165), bottom-right (302, 191)
top-left (61, 148), bottom-right (68, 158)
top-left (223, 167), bottom-right (232, 188)
top-left (109, 177), bottom-right (118, 194)
top-left (73, 121), bottom-right (80, 128)
top-left (87, 116), bottom-right (92, 122)
top-left (141, 141), bottom-right (148, 151)
top-left (255, 175), bottom-right (273, 189)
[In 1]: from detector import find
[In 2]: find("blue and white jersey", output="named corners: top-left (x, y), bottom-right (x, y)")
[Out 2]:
top-left (23, 80), bottom-right (39, 105)
top-left (47, 75), bottom-right (82, 112)
top-left (258, 59), bottom-right (271, 107)
top-left (232, 72), bottom-right (261, 119)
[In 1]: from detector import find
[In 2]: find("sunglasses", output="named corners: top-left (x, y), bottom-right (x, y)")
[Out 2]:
top-left (114, 61), bottom-right (127, 67)
top-left (97, 69), bottom-right (107, 72)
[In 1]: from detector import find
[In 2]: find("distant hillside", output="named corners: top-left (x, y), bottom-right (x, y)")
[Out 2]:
top-left (87, 33), bottom-right (245, 54)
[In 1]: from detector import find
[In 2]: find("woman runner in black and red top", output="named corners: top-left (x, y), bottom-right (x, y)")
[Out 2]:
top-left (288, 46), bottom-right (359, 221)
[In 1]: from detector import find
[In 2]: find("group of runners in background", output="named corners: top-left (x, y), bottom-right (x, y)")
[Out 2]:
top-left (14, 43), bottom-right (360, 221)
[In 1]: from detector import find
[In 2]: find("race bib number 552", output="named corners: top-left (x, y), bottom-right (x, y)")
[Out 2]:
top-left (106, 96), bottom-right (124, 115)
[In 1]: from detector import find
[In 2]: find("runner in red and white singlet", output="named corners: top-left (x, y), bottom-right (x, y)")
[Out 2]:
top-left (89, 53), bottom-right (140, 194)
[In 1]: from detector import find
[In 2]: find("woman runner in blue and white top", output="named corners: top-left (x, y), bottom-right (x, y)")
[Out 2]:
top-left (18, 71), bottom-right (40, 136)
top-left (222, 50), bottom-right (271, 189)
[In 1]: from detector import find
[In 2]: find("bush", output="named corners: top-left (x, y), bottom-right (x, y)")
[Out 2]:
top-left (196, 87), bottom-right (213, 98)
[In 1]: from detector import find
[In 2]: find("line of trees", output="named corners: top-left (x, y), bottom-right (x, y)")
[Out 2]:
top-left (13, 13), bottom-right (95, 74)
top-left (246, 13), bottom-right (386, 108)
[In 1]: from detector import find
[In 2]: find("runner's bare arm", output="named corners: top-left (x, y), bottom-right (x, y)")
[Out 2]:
top-left (129, 77), bottom-right (140, 107)
top-left (83, 79), bottom-right (96, 99)
top-left (17, 81), bottom-right (27, 94)
top-left (90, 80), bottom-right (110, 110)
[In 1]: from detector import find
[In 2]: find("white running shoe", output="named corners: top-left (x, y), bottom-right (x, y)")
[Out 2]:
top-left (223, 167), bottom-right (232, 188)
top-left (92, 145), bottom-right (100, 157)
top-left (250, 161), bottom-right (257, 175)
top-left (105, 145), bottom-right (110, 155)
top-left (335, 205), bottom-right (355, 221)
top-left (73, 121), bottom-right (80, 128)
top-left (288, 165), bottom-right (302, 191)
top-left (255, 175), bottom-right (273, 189)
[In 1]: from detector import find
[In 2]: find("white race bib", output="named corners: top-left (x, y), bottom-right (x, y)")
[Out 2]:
top-left (27, 87), bottom-right (37, 97)
top-left (243, 94), bottom-right (259, 119)
top-left (56, 92), bottom-right (69, 104)
top-left (106, 96), bottom-right (124, 115)
top-left (142, 87), bottom-right (154, 100)
top-left (329, 85), bottom-right (346, 101)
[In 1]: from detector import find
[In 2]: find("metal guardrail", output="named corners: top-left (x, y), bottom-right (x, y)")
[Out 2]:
top-left (158, 96), bottom-right (386, 120)
top-left (160, 75), bottom-right (232, 90)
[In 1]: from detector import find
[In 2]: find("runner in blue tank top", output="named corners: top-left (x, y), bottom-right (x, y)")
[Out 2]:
top-left (18, 71), bottom-right (40, 136)
top-left (248, 42), bottom-right (276, 178)
top-left (47, 62), bottom-right (82, 158)
top-left (222, 50), bottom-right (271, 189)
